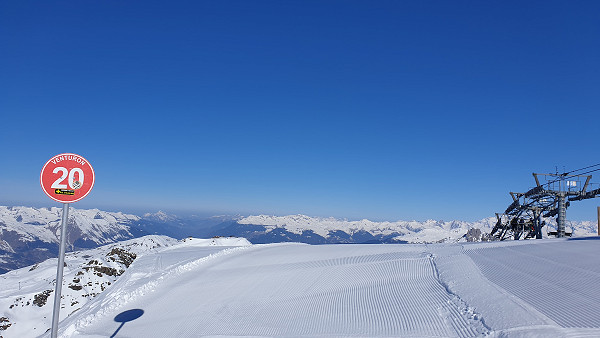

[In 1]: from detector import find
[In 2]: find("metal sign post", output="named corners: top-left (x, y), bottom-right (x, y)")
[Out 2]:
top-left (40, 153), bottom-right (95, 338)
top-left (51, 203), bottom-right (69, 338)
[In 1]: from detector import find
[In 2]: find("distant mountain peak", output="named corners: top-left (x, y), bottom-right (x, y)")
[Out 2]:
top-left (142, 210), bottom-right (176, 222)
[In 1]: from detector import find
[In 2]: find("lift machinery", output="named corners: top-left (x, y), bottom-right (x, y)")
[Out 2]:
top-left (490, 168), bottom-right (600, 240)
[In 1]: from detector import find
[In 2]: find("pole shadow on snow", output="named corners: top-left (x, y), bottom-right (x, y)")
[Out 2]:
top-left (110, 309), bottom-right (144, 338)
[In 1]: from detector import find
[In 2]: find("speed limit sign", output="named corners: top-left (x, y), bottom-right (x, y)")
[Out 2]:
top-left (40, 153), bottom-right (95, 203)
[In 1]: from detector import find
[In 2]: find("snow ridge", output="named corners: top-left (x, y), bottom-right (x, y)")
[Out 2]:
top-left (0, 235), bottom-right (250, 338)
top-left (0, 235), bottom-right (178, 338)
top-left (60, 244), bottom-right (255, 337)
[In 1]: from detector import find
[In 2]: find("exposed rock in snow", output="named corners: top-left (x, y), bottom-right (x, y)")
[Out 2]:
top-left (0, 235), bottom-right (250, 338)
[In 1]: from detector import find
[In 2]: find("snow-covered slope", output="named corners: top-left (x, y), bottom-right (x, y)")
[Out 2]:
top-left (0, 235), bottom-right (250, 338)
top-left (24, 237), bottom-right (600, 337)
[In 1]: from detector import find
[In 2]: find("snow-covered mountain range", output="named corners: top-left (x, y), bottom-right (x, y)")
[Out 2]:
top-left (2, 205), bottom-right (598, 274)
top-left (0, 207), bottom-right (143, 274)
top-left (0, 206), bottom-right (237, 273)
top-left (237, 214), bottom-right (498, 243)
top-left (233, 214), bottom-right (598, 244)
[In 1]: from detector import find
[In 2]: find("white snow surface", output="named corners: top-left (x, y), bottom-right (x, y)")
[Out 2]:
top-left (0, 235), bottom-right (251, 338)
top-left (16, 236), bottom-right (600, 338)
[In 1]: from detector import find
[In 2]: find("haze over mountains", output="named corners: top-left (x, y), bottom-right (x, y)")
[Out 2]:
top-left (1, 205), bottom-right (598, 274)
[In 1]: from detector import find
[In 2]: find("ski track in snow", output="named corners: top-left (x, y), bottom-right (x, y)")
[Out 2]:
top-left (465, 239), bottom-right (600, 330)
top-left (58, 244), bottom-right (489, 337)
top-left (429, 253), bottom-right (491, 337)
top-left (32, 239), bottom-right (600, 338)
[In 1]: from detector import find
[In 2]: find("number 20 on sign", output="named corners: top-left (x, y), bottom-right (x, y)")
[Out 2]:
top-left (40, 153), bottom-right (95, 203)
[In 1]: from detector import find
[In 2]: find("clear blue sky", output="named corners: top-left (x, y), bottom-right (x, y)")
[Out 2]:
top-left (1, 1), bottom-right (599, 221)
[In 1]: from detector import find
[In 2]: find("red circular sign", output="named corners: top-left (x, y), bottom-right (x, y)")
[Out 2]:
top-left (40, 153), bottom-right (95, 203)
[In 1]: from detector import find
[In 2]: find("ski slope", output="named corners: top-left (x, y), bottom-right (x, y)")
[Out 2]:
top-left (42, 237), bottom-right (600, 337)
top-left (0, 236), bottom-right (250, 338)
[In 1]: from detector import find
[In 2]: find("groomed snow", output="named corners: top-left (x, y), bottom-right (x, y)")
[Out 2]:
top-left (0, 236), bottom-right (179, 338)
top-left (39, 237), bottom-right (600, 337)
top-left (0, 236), bottom-right (251, 338)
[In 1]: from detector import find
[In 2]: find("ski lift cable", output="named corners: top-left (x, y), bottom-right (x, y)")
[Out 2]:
top-left (540, 164), bottom-right (600, 188)
top-left (572, 167), bottom-right (600, 177)
top-left (564, 163), bottom-right (600, 175)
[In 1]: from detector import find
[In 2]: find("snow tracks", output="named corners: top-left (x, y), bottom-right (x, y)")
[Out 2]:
top-left (68, 244), bottom-right (488, 337)
top-left (465, 238), bottom-right (600, 330)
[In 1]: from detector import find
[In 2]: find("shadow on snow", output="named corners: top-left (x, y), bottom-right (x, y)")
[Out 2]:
top-left (111, 309), bottom-right (144, 338)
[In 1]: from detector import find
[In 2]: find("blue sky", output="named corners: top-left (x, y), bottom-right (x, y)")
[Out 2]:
top-left (1, 1), bottom-right (599, 221)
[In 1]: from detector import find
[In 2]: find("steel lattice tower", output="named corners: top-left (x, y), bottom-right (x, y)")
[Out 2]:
top-left (491, 169), bottom-right (600, 240)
